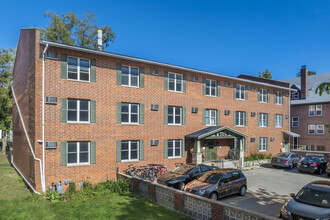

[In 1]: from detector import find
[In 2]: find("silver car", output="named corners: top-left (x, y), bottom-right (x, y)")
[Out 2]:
top-left (271, 152), bottom-right (302, 170)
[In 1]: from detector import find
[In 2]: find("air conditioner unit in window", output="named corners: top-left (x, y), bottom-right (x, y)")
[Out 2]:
top-left (192, 76), bottom-right (198, 82)
top-left (192, 107), bottom-right (198, 113)
top-left (151, 104), bottom-right (159, 111)
top-left (285, 115), bottom-right (289, 119)
top-left (250, 138), bottom-right (255, 142)
top-left (251, 86), bottom-right (256, 92)
top-left (46, 51), bottom-right (58, 59)
top-left (45, 141), bottom-right (57, 149)
top-left (270, 137), bottom-right (275, 142)
top-left (251, 112), bottom-right (256, 117)
top-left (224, 110), bottom-right (230, 115)
top-left (224, 81), bottom-right (230, 87)
top-left (151, 140), bottom-right (159, 146)
top-left (46, 96), bottom-right (57, 105)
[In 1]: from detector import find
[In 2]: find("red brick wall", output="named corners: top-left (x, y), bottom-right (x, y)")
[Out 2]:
top-left (13, 29), bottom-right (291, 191)
top-left (291, 103), bottom-right (330, 151)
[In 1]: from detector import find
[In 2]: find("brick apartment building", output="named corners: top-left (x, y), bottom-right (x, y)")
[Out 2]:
top-left (282, 66), bottom-right (330, 153)
top-left (12, 28), bottom-right (293, 193)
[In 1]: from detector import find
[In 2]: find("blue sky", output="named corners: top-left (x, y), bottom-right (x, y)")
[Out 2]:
top-left (1, 0), bottom-right (330, 80)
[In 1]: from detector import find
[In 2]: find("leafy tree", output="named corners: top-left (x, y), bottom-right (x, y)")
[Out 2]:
top-left (296, 70), bottom-right (316, 77)
top-left (40, 11), bottom-right (116, 50)
top-left (315, 82), bottom-right (330, 96)
top-left (258, 69), bottom-right (272, 79)
top-left (0, 48), bottom-right (15, 152)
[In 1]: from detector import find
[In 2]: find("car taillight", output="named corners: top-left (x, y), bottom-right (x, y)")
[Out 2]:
top-left (298, 162), bottom-right (301, 165)
top-left (311, 163), bottom-right (317, 166)
top-left (283, 159), bottom-right (288, 162)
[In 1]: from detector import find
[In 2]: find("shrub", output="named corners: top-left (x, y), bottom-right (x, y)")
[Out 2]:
top-left (244, 153), bottom-right (272, 162)
top-left (45, 179), bottom-right (129, 202)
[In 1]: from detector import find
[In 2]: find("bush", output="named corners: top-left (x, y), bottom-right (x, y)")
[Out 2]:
top-left (244, 153), bottom-right (272, 162)
top-left (45, 179), bottom-right (129, 202)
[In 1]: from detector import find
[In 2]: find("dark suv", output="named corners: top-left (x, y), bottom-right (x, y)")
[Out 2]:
top-left (157, 164), bottom-right (216, 190)
top-left (185, 169), bottom-right (247, 200)
top-left (280, 181), bottom-right (330, 219)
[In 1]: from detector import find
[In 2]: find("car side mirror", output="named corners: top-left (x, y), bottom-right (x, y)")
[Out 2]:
top-left (290, 193), bottom-right (295, 198)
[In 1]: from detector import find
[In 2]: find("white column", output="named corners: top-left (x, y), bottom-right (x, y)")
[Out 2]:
top-left (196, 140), bottom-right (202, 164)
top-left (239, 138), bottom-right (244, 169)
top-left (197, 140), bottom-right (201, 153)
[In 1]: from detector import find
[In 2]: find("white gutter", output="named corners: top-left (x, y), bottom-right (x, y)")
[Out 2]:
top-left (11, 86), bottom-right (45, 193)
top-left (41, 44), bottom-right (48, 193)
top-left (40, 40), bottom-right (294, 92)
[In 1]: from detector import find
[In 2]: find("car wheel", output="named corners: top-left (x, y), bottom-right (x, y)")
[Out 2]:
top-left (272, 165), bottom-right (277, 168)
top-left (210, 192), bottom-right (218, 201)
top-left (289, 163), bottom-right (293, 170)
top-left (327, 173), bottom-right (330, 177)
top-left (239, 186), bottom-right (247, 196)
top-left (319, 168), bottom-right (323, 175)
top-left (178, 182), bottom-right (185, 191)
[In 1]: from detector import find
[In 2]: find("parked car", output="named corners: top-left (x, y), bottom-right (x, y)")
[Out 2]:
top-left (271, 152), bottom-right (302, 169)
top-left (157, 164), bottom-right (216, 190)
top-left (280, 180), bottom-right (330, 219)
top-left (297, 157), bottom-right (328, 175)
top-left (326, 160), bottom-right (330, 177)
top-left (184, 169), bottom-right (247, 200)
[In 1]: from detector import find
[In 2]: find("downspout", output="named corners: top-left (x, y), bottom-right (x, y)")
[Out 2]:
top-left (11, 87), bottom-right (44, 194)
top-left (41, 44), bottom-right (48, 193)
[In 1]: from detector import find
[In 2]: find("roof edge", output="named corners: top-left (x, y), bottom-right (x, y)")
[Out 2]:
top-left (40, 40), bottom-right (294, 91)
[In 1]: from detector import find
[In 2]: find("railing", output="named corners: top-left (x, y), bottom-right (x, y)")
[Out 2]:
top-left (291, 145), bottom-right (327, 152)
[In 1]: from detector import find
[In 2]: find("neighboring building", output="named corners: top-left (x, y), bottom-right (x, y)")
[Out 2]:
top-left (282, 66), bottom-right (330, 153)
top-left (12, 28), bottom-right (292, 193)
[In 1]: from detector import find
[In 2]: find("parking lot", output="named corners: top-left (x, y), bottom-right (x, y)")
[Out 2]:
top-left (221, 164), bottom-right (329, 217)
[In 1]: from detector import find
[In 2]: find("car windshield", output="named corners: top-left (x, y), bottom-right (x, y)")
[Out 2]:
top-left (170, 166), bottom-right (192, 175)
top-left (302, 157), bottom-right (319, 162)
top-left (198, 173), bottom-right (223, 184)
top-left (294, 188), bottom-right (330, 208)
top-left (275, 153), bottom-right (289, 158)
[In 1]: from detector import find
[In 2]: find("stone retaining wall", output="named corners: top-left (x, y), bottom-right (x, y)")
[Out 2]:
top-left (118, 173), bottom-right (277, 220)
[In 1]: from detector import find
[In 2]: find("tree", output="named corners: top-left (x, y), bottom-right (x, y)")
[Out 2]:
top-left (40, 11), bottom-right (116, 50)
top-left (315, 82), bottom-right (330, 96)
top-left (0, 48), bottom-right (15, 152)
top-left (258, 69), bottom-right (272, 79)
top-left (296, 70), bottom-right (316, 77)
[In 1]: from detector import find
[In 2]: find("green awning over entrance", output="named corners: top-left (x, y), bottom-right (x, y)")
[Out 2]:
top-left (283, 131), bottom-right (300, 137)
top-left (185, 126), bottom-right (248, 140)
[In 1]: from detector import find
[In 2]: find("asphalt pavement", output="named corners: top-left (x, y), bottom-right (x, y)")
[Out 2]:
top-left (220, 164), bottom-right (329, 217)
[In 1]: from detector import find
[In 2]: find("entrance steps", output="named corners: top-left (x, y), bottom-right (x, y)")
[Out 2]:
top-left (202, 160), bottom-right (240, 169)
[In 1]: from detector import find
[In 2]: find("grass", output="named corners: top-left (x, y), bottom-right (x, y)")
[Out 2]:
top-left (0, 154), bottom-right (187, 220)
top-left (0, 153), bottom-right (31, 200)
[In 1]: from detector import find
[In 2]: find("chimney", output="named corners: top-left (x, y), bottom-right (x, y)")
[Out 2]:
top-left (97, 30), bottom-right (102, 50)
top-left (300, 65), bottom-right (308, 99)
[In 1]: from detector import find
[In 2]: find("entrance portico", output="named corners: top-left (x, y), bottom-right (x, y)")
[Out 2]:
top-left (186, 126), bottom-right (248, 168)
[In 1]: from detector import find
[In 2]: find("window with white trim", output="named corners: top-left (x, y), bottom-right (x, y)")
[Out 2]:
top-left (309, 105), bottom-right (315, 116)
top-left (168, 73), bottom-right (183, 92)
top-left (121, 140), bottom-right (139, 161)
top-left (67, 99), bottom-right (90, 123)
top-left (168, 140), bottom-right (181, 158)
top-left (121, 66), bottom-right (139, 87)
top-left (206, 79), bottom-right (216, 97)
top-left (235, 111), bottom-right (246, 127)
top-left (235, 84), bottom-right (245, 100)
top-left (259, 137), bottom-right (267, 151)
top-left (316, 124), bottom-right (324, 134)
top-left (68, 57), bottom-right (90, 81)
top-left (121, 103), bottom-right (139, 124)
top-left (291, 92), bottom-right (299, 100)
top-left (259, 113), bottom-right (268, 127)
top-left (316, 105), bottom-right (322, 116)
top-left (292, 116), bottom-right (299, 128)
top-left (168, 106), bottom-right (182, 125)
top-left (308, 125), bottom-right (315, 134)
top-left (67, 141), bottom-right (90, 165)
top-left (260, 89), bottom-right (267, 103)
top-left (275, 92), bottom-right (283, 105)
top-left (206, 109), bottom-right (217, 126)
top-left (275, 114), bottom-right (283, 128)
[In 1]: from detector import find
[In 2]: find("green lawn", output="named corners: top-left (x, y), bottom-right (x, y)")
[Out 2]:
top-left (0, 154), bottom-right (186, 220)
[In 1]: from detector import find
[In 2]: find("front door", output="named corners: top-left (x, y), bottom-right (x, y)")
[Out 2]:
top-left (206, 146), bottom-right (217, 161)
